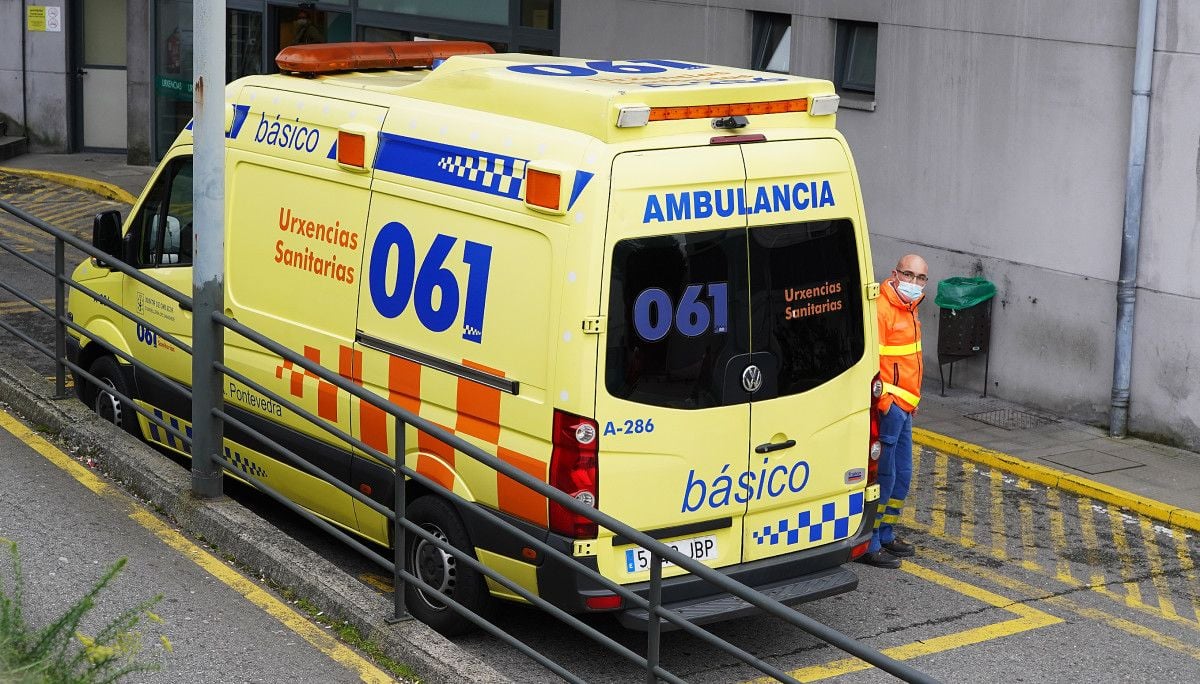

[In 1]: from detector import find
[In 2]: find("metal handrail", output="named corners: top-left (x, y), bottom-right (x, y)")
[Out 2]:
top-left (0, 199), bottom-right (940, 684)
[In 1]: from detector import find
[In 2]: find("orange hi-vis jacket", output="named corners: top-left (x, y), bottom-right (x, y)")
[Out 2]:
top-left (878, 279), bottom-right (924, 414)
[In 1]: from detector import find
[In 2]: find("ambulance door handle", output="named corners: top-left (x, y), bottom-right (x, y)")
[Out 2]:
top-left (755, 439), bottom-right (796, 454)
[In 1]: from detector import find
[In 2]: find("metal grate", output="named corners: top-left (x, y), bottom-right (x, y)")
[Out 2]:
top-left (965, 408), bottom-right (1059, 430)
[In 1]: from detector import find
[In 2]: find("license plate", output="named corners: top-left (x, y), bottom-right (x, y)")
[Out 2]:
top-left (624, 535), bottom-right (718, 573)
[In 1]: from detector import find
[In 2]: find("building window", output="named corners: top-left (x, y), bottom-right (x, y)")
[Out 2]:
top-left (834, 21), bottom-right (877, 100)
top-left (751, 12), bottom-right (791, 73)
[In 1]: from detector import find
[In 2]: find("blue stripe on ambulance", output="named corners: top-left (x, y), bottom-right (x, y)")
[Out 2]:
top-left (183, 104), bottom-right (250, 139)
top-left (375, 134), bottom-right (528, 200)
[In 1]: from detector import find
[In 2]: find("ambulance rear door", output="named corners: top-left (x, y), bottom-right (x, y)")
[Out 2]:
top-left (740, 138), bottom-right (870, 564)
top-left (597, 145), bottom-right (752, 582)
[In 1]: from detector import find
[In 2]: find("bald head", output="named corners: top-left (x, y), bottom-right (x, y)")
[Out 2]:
top-left (895, 254), bottom-right (928, 276)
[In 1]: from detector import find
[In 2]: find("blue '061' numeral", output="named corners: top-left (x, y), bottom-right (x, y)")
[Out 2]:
top-left (369, 221), bottom-right (493, 343)
top-left (633, 282), bottom-right (729, 342)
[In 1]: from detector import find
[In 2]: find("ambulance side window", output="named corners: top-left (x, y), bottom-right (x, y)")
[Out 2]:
top-left (130, 157), bottom-right (194, 268)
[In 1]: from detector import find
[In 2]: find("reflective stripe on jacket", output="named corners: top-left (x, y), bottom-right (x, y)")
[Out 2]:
top-left (878, 279), bottom-right (924, 414)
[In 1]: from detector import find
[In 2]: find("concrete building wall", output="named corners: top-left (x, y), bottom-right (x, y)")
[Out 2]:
top-left (563, 1), bottom-right (1200, 450)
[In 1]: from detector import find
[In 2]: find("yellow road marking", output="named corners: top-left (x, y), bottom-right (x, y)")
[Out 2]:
top-left (1140, 517), bottom-right (1177, 619)
top-left (1108, 506), bottom-right (1143, 607)
top-left (921, 547), bottom-right (1200, 662)
top-left (1017, 478), bottom-right (1040, 571)
top-left (746, 562), bottom-right (1061, 682)
top-left (1045, 489), bottom-right (1080, 586)
top-left (902, 446), bottom-right (921, 526)
top-left (1174, 528), bottom-right (1200, 626)
top-left (360, 573), bottom-right (395, 593)
top-left (0, 409), bottom-right (396, 684)
top-left (989, 468), bottom-right (1007, 561)
top-left (1077, 498), bottom-right (1107, 588)
top-left (960, 461), bottom-right (976, 548)
top-left (930, 451), bottom-right (947, 537)
top-left (0, 298), bottom-right (55, 315)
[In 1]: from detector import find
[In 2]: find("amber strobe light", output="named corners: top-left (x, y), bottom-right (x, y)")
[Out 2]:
top-left (337, 131), bottom-right (366, 168)
top-left (648, 98), bottom-right (809, 121)
top-left (525, 168), bottom-right (562, 210)
top-left (276, 41), bottom-right (495, 74)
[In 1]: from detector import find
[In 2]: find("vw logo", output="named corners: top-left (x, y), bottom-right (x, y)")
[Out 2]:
top-left (742, 365), bottom-right (763, 393)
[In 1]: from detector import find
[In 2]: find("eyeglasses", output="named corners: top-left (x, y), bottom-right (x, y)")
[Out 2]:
top-left (896, 270), bottom-right (928, 284)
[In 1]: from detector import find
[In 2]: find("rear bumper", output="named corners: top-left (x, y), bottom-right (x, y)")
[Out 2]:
top-left (530, 498), bottom-right (876, 629)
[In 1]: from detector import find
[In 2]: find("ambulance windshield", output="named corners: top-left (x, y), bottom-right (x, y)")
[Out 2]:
top-left (605, 219), bottom-right (863, 409)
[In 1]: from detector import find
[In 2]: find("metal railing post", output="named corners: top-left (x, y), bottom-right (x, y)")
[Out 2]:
top-left (189, 0), bottom-right (225, 498)
top-left (390, 429), bottom-right (409, 622)
top-left (53, 237), bottom-right (66, 398)
top-left (646, 553), bottom-right (663, 684)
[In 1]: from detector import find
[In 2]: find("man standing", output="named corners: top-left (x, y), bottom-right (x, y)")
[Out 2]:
top-left (858, 254), bottom-right (928, 569)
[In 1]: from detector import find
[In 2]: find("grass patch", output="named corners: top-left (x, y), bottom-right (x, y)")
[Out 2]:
top-left (0, 539), bottom-right (167, 683)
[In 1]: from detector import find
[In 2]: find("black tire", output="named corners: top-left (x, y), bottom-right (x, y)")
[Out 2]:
top-left (403, 495), bottom-right (489, 636)
top-left (88, 356), bottom-right (141, 438)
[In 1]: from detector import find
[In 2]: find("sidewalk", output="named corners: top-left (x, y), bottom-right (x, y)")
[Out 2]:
top-left (5, 152), bottom-right (1200, 532)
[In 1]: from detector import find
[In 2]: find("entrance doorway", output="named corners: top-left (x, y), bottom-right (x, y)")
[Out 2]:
top-left (77, 0), bottom-right (128, 150)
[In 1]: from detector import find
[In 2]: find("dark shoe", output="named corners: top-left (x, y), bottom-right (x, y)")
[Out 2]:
top-left (882, 539), bottom-right (915, 557)
top-left (856, 550), bottom-right (902, 569)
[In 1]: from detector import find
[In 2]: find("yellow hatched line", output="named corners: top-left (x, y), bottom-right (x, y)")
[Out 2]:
top-left (0, 298), bottom-right (55, 315)
top-left (1077, 498), bottom-right (1107, 588)
top-left (1174, 529), bottom-right (1200, 626)
top-left (0, 409), bottom-right (396, 684)
top-left (1045, 489), bottom-right (1080, 585)
top-left (931, 451), bottom-right (948, 537)
top-left (1139, 517), bottom-right (1177, 619)
top-left (902, 445), bottom-right (922, 526)
top-left (746, 562), bottom-right (1061, 683)
top-left (906, 493), bottom-right (1200, 632)
top-left (921, 547), bottom-right (1200, 662)
top-left (989, 468), bottom-right (1007, 561)
top-left (1108, 507), bottom-right (1143, 607)
top-left (0, 224), bottom-right (41, 252)
top-left (1017, 479), bottom-right (1040, 571)
top-left (960, 461), bottom-right (976, 548)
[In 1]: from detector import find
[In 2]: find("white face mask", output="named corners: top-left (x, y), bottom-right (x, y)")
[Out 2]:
top-left (896, 281), bottom-right (924, 300)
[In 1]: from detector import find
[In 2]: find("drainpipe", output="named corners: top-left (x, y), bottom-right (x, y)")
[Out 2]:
top-left (1109, 0), bottom-right (1159, 438)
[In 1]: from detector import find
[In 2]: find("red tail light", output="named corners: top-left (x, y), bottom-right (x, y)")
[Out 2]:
top-left (549, 410), bottom-right (599, 539)
top-left (867, 374), bottom-right (883, 485)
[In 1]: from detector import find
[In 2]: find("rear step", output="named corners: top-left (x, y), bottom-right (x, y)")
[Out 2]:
top-left (616, 565), bottom-right (858, 631)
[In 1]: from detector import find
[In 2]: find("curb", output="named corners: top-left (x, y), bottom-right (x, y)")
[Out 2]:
top-left (0, 165), bottom-right (138, 204)
top-left (913, 427), bottom-right (1200, 533)
top-left (0, 357), bottom-right (510, 684)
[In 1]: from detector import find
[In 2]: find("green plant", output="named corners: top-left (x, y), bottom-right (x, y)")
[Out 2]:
top-left (0, 539), bottom-right (167, 683)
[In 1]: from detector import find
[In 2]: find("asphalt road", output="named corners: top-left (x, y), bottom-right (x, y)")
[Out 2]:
top-left (4, 172), bottom-right (1199, 682)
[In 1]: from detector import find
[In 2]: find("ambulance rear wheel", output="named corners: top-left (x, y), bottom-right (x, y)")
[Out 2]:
top-left (404, 495), bottom-right (488, 636)
top-left (89, 356), bottom-right (140, 438)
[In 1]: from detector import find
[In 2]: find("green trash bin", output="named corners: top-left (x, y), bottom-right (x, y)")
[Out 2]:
top-left (934, 277), bottom-right (996, 397)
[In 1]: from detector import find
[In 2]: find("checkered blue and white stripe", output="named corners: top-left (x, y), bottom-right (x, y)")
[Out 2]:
top-left (436, 155), bottom-right (526, 196)
top-left (751, 491), bottom-right (866, 546)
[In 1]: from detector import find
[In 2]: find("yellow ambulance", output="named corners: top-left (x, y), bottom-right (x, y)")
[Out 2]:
top-left (68, 42), bottom-right (883, 635)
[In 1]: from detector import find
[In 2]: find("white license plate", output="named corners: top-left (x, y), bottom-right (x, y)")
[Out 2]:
top-left (624, 535), bottom-right (718, 573)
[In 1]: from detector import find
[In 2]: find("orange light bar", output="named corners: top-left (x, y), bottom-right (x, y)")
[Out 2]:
top-left (648, 98), bottom-right (809, 122)
top-left (276, 41), bottom-right (495, 74)
top-left (338, 131), bottom-right (366, 168)
top-left (526, 169), bottom-right (562, 210)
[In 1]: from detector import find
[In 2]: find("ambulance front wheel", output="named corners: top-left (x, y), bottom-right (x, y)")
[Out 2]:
top-left (88, 356), bottom-right (140, 438)
top-left (404, 495), bottom-right (489, 636)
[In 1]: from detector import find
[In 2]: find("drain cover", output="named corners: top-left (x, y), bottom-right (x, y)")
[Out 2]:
top-left (965, 408), bottom-right (1059, 430)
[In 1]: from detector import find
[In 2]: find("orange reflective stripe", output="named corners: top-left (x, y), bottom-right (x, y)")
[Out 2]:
top-left (882, 382), bottom-right (921, 407)
top-left (416, 453), bottom-right (455, 491)
top-left (496, 447), bottom-right (548, 526)
top-left (360, 401), bottom-right (388, 453)
top-left (387, 355), bottom-right (421, 415)
top-left (417, 421), bottom-right (456, 470)
top-left (456, 359), bottom-right (502, 443)
top-left (880, 341), bottom-right (921, 356)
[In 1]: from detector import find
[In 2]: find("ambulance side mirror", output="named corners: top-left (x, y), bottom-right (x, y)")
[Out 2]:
top-left (92, 210), bottom-right (123, 268)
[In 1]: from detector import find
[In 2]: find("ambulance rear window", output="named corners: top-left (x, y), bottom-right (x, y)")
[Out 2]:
top-left (605, 219), bottom-right (863, 408)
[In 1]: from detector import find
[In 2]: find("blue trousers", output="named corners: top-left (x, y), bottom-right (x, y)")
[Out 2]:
top-left (868, 403), bottom-right (913, 553)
